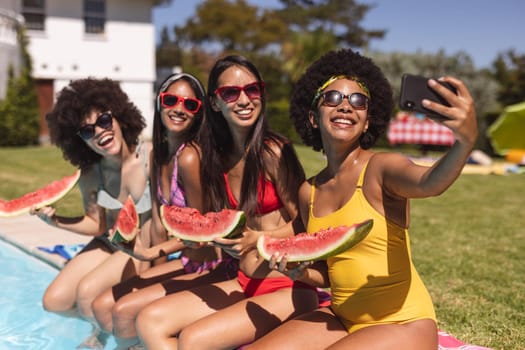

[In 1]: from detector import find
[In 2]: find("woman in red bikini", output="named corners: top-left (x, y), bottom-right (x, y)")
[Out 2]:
top-left (136, 55), bottom-right (322, 349)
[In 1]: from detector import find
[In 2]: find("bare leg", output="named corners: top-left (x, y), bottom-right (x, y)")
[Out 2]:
top-left (76, 250), bottom-right (143, 321)
top-left (75, 323), bottom-right (110, 350)
top-left (113, 260), bottom-right (234, 340)
top-left (326, 319), bottom-right (437, 350)
top-left (178, 287), bottom-right (320, 350)
top-left (136, 279), bottom-right (245, 350)
top-left (75, 250), bottom-right (144, 349)
top-left (245, 307), bottom-right (348, 350)
top-left (42, 238), bottom-right (112, 316)
top-left (92, 259), bottom-right (186, 333)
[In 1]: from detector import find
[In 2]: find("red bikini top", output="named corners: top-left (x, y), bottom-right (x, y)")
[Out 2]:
top-left (223, 173), bottom-right (283, 215)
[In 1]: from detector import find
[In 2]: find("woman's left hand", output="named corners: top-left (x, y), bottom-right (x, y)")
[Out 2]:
top-left (422, 77), bottom-right (478, 146)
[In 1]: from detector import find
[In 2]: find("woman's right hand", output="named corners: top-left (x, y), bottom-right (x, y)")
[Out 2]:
top-left (30, 205), bottom-right (57, 226)
top-left (108, 227), bottom-right (147, 260)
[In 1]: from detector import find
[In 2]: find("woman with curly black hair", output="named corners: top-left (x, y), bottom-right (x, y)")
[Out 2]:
top-left (31, 77), bottom-right (152, 348)
top-left (247, 49), bottom-right (478, 349)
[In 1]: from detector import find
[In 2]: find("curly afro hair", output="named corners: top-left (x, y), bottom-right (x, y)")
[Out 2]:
top-left (46, 78), bottom-right (146, 169)
top-left (290, 49), bottom-right (393, 151)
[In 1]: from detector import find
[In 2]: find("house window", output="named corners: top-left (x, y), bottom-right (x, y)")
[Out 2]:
top-left (84, 0), bottom-right (106, 34)
top-left (22, 0), bottom-right (45, 31)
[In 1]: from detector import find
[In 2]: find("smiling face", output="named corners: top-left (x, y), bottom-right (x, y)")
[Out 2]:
top-left (310, 78), bottom-right (370, 145)
top-left (80, 109), bottom-right (124, 157)
top-left (211, 65), bottom-right (263, 131)
top-left (161, 79), bottom-right (200, 136)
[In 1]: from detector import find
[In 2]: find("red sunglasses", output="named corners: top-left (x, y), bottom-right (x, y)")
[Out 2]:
top-left (159, 93), bottom-right (202, 113)
top-left (214, 81), bottom-right (265, 103)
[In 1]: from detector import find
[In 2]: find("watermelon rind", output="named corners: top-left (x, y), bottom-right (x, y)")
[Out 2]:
top-left (110, 195), bottom-right (138, 244)
top-left (160, 205), bottom-right (246, 242)
top-left (0, 170), bottom-right (81, 218)
top-left (257, 219), bottom-right (374, 262)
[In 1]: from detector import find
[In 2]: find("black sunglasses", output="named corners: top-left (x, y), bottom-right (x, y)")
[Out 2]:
top-left (77, 111), bottom-right (113, 140)
top-left (319, 91), bottom-right (369, 110)
top-left (214, 81), bottom-right (265, 103)
top-left (159, 93), bottom-right (202, 113)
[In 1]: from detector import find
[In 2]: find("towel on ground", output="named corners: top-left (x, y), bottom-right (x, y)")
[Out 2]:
top-left (37, 243), bottom-right (86, 261)
top-left (438, 330), bottom-right (493, 350)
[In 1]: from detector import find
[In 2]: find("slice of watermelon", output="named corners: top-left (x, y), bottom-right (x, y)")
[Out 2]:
top-left (0, 170), bottom-right (81, 218)
top-left (111, 195), bottom-right (139, 244)
top-left (257, 219), bottom-right (374, 262)
top-left (160, 205), bottom-right (246, 242)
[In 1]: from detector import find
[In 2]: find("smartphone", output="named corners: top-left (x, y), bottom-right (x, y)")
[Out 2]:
top-left (399, 74), bottom-right (456, 119)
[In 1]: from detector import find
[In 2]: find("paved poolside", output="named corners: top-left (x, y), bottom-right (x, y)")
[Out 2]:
top-left (0, 214), bottom-right (90, 269)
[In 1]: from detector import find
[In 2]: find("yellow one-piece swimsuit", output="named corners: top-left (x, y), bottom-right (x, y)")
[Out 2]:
top-left (307, 161), bottom-right (436, 333)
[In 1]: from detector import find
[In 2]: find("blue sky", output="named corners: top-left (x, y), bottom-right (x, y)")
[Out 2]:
top-left (152, 0), bottom-right (524, 69)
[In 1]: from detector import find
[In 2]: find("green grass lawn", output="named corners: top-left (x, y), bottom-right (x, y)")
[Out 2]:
top-left (1, 145), bottom-right (523, 349)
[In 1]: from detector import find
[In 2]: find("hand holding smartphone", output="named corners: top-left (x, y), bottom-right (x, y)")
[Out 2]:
top-left (399, 74), bottom-right (457, 119)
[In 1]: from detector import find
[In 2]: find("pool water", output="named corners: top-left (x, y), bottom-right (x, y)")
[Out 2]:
top-left (0, 240), bottom-right (116, 349)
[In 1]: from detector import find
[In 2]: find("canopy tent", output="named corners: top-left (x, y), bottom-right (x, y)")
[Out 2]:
top-left (487, 101), bottom-right (525, 155)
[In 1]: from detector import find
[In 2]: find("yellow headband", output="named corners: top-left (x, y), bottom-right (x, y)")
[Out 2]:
top-left (311, 75), bottom-right (371, 107)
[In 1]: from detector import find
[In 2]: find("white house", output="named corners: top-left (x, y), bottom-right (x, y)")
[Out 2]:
top-left (1, 0), bottom-right (157, 144)
top-left (0, 5), bottom-right (23, 101)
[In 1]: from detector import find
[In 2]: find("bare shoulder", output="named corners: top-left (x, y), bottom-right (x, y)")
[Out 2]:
top-left (298, 178), bottom-right (313, 202)
top-left (368, 151), bottom-right (414, 173)
top-left (178, 142), bottom-right (201, 168)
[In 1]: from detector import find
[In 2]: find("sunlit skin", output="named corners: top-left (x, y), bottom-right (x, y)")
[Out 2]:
top-left (89, 75), bottom-right (234, 349)
top-left (82, 109), bottom-right (127, 161)
top-left (29, 110), bottom-right (152, 350)
top-left (135, 63), bottom-right (317, 350)
top-left (161, 80), bottom-right (199, 136)
top-left (246, 75), bottom-right (477, 350)
top-left (309, 79), bottom-right (370, 152)
top-left (211, 66), bottom-right (263, 142)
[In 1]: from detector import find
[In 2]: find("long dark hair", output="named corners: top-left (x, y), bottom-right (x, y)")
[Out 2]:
top-left (199, 55), bottom-right (291, 216)
top-left (152, 73), bottom-right (206, 170)
top-left (151, 73), bottom-right (209, 210)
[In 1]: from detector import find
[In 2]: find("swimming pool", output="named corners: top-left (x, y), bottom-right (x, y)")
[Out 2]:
top-left (0, 239), bottom-right (116, 349)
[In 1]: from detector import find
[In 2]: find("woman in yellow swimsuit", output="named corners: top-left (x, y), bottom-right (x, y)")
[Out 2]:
top-left (246, 49), bottom-right (478, 349)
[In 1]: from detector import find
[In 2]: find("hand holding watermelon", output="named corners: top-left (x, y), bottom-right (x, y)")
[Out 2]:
top-left (108, 226), bottom-right (139, 255)
top-left (257, 219), bottom-right (374, 262)
top-left (212, 236), bottom-right (242, 259)
top-left (160, 205), bottom-right (246, 242)
top-left (109, 195), bottom-right (138, 250)
top-left (0, 170), bottom-right (80, 218)
top-left (269, 254), bottom-right (312, 281)
top-left (213, 226), bottom-right (259, 258)
top-left (30, 205), bottom-right (58, 227)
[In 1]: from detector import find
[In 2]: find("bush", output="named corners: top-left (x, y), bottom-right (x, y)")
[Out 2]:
top-left (0, 26), bottom-right (39, 146)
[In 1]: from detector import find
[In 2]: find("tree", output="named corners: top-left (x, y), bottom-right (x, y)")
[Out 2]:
top-left (492, 50), bottom-right (525, 107)
top-left (174, 0), bottom-right (287, 53)
top-left (154, 0), bottom-right (385, 145)
top-left (277, 0), bottom-right (385, 48)
top-left (0, 26), bottom-right (39, 146)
